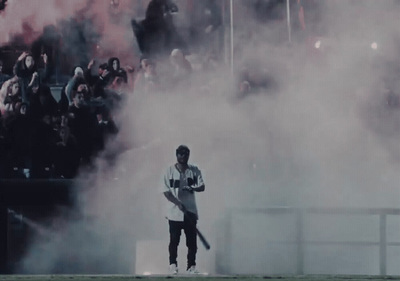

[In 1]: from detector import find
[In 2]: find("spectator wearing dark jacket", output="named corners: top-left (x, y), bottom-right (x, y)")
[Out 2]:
top-left (59, 66), bottom-right (86, 114)
top-left (13, 52), bottom-right (49, 104)
top-left (0, 110), bottom-right (9, 178)
top-left (53, 125), bottom-right (80, 179)
top-left (107, 57), bottom-right (128, 85)
top-left (28, 82), bottom-right (58, 120)
top-left (96, 109), bottom-right (119, 152)
top-left (30, 113), bottom-right (58, 178)
top-left (68, 81), bottom-right (99, 166)
top-left (6, 102), bottom-right (32, 171)
top-left (84, 59), bottom-right (110, 99)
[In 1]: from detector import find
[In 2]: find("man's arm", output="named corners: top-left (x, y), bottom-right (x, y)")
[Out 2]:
top-left (182, 167), bottom-right (205, 192)
top-left (195, 185), bottom-right (205, 192)
top-left (163, 191), bottom-right (186, 212)
top-left (182, 184), bottom-right (205, 193)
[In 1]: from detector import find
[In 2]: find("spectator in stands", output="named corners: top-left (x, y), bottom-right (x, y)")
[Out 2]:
top-left (0, 60), bottom-right (11, 88)
top-left (24, 71), bottom-right (40, 105)
top-left (30, 113), bottom-right (58, 178)
top-left (169, 49), bottom-right (192, 88)
top-left (13, 52), bottom-right (37, 83)
top-left (6, 102), bottom-right (32, 173)
top-left (1, 77), bottom-right (22, 116)
top-left (96, 109), bottom-right (119, 152)
top-left (237, 80), bottom-right (252, 98)
top-left (28, 81), bottom-right (58, 120)
top-left (189, 0), bottom-right (222, 55)
top-left (170, 49), bottom-right (192, 75)
top-left (133, 58), bottom-right (149, 89)
top-left (53, 125), bottom-right (80, 179)
top-left (0, 110), bottom-right (8, 178)
top-left (103, 74), bottom-right (127, 113)
top-left (107, 75), bottom-right (125, 93)
top-left (94, 109), bottom-right (120, 166)
top-left (132, 0), bottom-right (187, 58)
top-left (31, 24), bottom-right (61, 84)
top-left (68, 80), bottom-right (99, 166)
top-left (59, 66), bottom-right (86, 114)
top-left (75, 77), bottom-right (93, 104)
top-left (107, 57), bottom-right (128, 85)
top-left (133, 58), bottom-right (160, 93)
top-left (84, 59), bottom-right (110, 99)
top-left (65, 66), bottom-right (85, 104)
top-left (13, 52), bottom-right (49, 104)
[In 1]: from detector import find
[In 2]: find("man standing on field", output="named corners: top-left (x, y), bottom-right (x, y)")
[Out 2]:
top-left (163, 145), bottom-right (205, 275)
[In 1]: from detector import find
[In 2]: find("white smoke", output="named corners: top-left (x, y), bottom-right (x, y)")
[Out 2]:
top-left (12, 0), bottom-right (400, 276)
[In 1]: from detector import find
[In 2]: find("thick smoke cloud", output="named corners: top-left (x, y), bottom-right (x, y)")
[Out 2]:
top-left (0, 0), bottom-right (86, 45)
top-left (3, 0), bottom-right (400, 276)
top-left (0, 0), bottom-right (140, 74)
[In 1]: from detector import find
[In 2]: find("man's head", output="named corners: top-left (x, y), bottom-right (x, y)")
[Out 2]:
top-left (25, 55), bottom-right (34, 70)
top-left (74, 66), bottom-right (84, 77)
top-left (112, 59), bottom-right (119, 71)
top-left (239, 80), bottom-right (251, 94)
top-left (9, 81), bottom-right (20, 96)
top-left (170, 49), bottom-right (184, 65)
top-left (140, 58), bottom-right (148, 69)
top-left (72, 83), bottom-right (88, 108)
top-left (76, 83), bottom-right (89, 94)
top-left (72, 91), bottom-right (85, 108)
top-left (176, 145), bottom-right (190, 165)
top-left (73, 77), bottom-right (90, 101)
top-left (108, 57), bottom-right (120, 71)
top-left (144, 60), bottom-right (156, 76)
top-left (98, 63), bottom-right (108, 75)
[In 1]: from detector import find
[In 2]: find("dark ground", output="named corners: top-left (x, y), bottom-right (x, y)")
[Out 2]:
top-left (1, 275), bottom-right (400, 281)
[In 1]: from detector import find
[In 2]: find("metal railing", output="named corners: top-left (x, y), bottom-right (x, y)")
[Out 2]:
top-left (223, 207), bottom-right (400, 275)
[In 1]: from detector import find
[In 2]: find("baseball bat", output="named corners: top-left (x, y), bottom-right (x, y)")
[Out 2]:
top-left (195, 226), bottom-right (211, 250)
top-left (182, 209), bottom-right (211, 251)
top-left (165, 210), bottom-right (211, 250)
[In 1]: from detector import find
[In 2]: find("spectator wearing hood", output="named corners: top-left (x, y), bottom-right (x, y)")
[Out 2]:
top-left (13, 51), bottom-right (49, 104)
top-left (107, 57), bottom-right (128, 85)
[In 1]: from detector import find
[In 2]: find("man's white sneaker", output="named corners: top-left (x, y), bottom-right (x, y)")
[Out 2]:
top-left (186, 265), bottom-right (200, 274)
top-left (169, 263), bottom-right (178, 275)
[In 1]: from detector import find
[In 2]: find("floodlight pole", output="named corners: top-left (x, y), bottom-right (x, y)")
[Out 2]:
top-left (230, 0), bottom-right (234, 75)
top-left (286, 0), bottom-right (292, 44)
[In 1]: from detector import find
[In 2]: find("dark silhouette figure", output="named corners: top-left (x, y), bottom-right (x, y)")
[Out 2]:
top-left (131, 0), bottom-right (187, 58)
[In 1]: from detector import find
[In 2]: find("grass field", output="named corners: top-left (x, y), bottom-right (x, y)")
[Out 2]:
top-left (0, 275), bottom-right (400, 281)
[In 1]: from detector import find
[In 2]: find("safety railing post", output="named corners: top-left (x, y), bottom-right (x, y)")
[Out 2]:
top-left (296, 210), bottom-right (304, 275)
top-left (379, 214), bottom-right (387, 275)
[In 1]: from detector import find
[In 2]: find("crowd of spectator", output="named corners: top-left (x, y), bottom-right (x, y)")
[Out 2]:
top-left (0, 0), bottom-right (398, 180)
top-left (0, 35), bottom-right (221, 180)
top-left (0, 51), bottom-right (124, 179)
top-left (0, 0), bottom-right (229, 180)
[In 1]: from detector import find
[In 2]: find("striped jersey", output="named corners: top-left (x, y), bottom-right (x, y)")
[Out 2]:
top-left (163, 163), bottom-right (204, 221)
